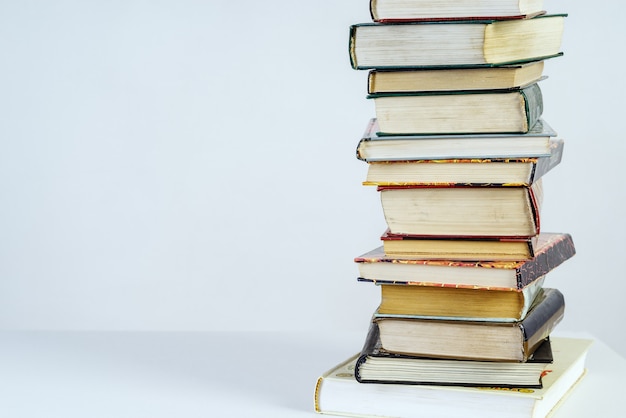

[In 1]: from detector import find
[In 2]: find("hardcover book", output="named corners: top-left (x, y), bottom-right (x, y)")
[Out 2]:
top-left (372, 275), bottom-right (546, 322)
top-left (367, 62), bottom-right (545, 94)
top-left (355, 233), bottom-right (576, 289)
top-left (380, 231), bottom-right (542, 261)
top-left (349, 14), bottom-right (566, 69)
top-left (315, 337), bottom-right (592, 418)
top-left (373, 288), bottom-right (564, 361)
top-left (356, 118), bottom-right (557, 162)
top-left (369, 0), bottom-right (546, 22)
top-left (355, 322), bottom-right (553, 387)
top-left (370, 83), bottom-right (543, 135)
top-left (363, 139), bottom-right (563, 187)
top-left (377, 181), bottom-right (543, 237)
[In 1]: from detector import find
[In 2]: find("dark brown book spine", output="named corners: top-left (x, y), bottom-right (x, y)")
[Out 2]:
top-left (516, 234), bottom-right (575, 288)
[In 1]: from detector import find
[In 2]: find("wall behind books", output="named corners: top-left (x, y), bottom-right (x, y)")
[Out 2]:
top-left (0, 1), bottom-right (624, 358)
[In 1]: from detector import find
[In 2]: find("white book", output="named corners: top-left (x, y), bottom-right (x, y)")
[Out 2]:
top-left (314, 337), bottom-right (592, 418)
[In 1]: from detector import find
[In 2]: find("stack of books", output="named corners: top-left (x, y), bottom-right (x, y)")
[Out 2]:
top-left (315, 1), bottom-right (593, 417)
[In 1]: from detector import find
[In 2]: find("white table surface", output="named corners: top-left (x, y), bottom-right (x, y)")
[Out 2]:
top-left (0, 330), bottom-right (622, 417)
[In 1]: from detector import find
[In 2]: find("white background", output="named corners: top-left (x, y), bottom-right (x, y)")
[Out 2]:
top-left (1, 0), bottom-right (624, 358)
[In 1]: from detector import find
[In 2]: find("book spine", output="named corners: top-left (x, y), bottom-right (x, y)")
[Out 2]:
top-left (369, 0), bottom-right (377, 21)
top-left (375, 15), bottom-right (536, 23)
top-left (315, 354), bottom-right (361, 413)
top-left (516, 233), bottom-right (575, 287)
top-left (356, 138), bottom-right (367, 161)
top-left (349, 25), bottom-right (359, 70)
top-left (367, 71), bottom-right (375, 95)
top-left (528, 181), bottom-right (542, 237)
top-left (521, 83), bottom-right (543, 132)
top-left (360, 320), bottom-right (381, 356)
top-left (355, 118), bottom-right (377, 161)
top-left (313, 376), bottom-right (323, 412)
top-left (533, 139), bottom-right (564, 182)
top-left (526, 238), bottom-right (536, 258)
top-left (519, 288), bottom-right (565, 357)
top-left (355, 321), bottom-right (381, 383)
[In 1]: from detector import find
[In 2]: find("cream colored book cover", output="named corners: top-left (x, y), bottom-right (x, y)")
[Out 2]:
top-left (315, 337), bottom-right (592, 418)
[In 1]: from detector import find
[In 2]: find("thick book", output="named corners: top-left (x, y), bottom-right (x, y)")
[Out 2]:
top-left (372, 275), bottom-right (546, 322)
top-left (368, 62), bottom-right (545, 94)
top-left (349, 14), bottom-right (566, 69)
top-left (381, 230), bottom-right (544, 261)
top-left (355, 322), bottom-right (553, 387)
top-left (373, 288), bottom-right (564, 361)
top-left (377, 181), bottom-right (543, 238)
top-left (363, 139), bottom-right (563, 187)
top-left (315, 337), bottom-right (592, 418)
top-left (356, 118), bottom-right (557, 162)
top-left (369, 0), bottom-right (545, 22)
top-left (370, 83), bottom-right (543, 135)
top-left (355, 233), bottom-right (576, 289)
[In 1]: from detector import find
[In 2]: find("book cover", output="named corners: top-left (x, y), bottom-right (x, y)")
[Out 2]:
top-left (363, 139), bottom-right (563, 187)
top-left (372, 13), bottom-right (547, 23)
top-left (370, 83), bottom-right (543, 135)
top-left (349, 14), bottom-right (566, 69)
top-left (355, 322), bottom-right (553, 387)
top-left (356, 118), bottom-right (557, 161)
top-left (367, 63), bottom-right (546, 94)
top-left (373, 288), bottom-right (565, 361)
top-left (380, 230), bottom-right (540, 260)
top-left (377, 181), bottom-right (543, 238)
top-left (369, 0), bottom-right (547, 23)
top-left (372, 275), bottom-right (545, 322)
top-left (355, 233), bottom-right (576, 290)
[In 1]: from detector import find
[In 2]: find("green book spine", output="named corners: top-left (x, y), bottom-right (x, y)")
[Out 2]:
top-left (522, 83), bottom-right (543, 131)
